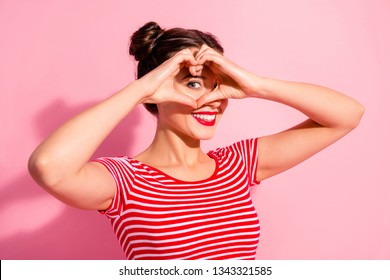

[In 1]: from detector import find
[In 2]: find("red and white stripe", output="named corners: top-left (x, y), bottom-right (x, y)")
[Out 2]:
top-left (95, 138), bottom-right (261, 260)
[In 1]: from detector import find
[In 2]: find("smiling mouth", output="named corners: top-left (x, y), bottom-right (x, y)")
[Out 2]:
top-left (191, 112), bottom-right (217, 126)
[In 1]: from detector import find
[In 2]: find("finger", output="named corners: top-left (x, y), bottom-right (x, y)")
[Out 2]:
top-left (196, 44), bottom-right (219, 60)
top-left (176, 49), bottom-right (197, 68)
top-left (195, 65), bottom-right (203, 76)
top-left (188, 65), bottom-right (197, 76)
top-left (171, 93), bottom-right (197, 108)
top-left (187, 62), bottom-right (203, 77)
top-left (196, 52), bottom-right (221, 69)
top-left (195, 45), bottom-right (219, 72)
top-left (196, 89), bottom-right (225, 108)
top-left (160, 49), bottom-right (195, 71)
top-left (181, 48), bottom-right (197, 65)
top-left (195, 44), bottom-right (212, 60)
top-left (178, 49), bottom-right (198, 76)
top-left (157, 49), bottom-right (197, 80)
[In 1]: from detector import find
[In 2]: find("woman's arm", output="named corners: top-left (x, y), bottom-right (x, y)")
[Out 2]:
top-left (28, 81), bottom-right (147, 210)
top-left (28, 49), bottom-right (198, 210)
top-left (254, 78), bottom-right (364, 181)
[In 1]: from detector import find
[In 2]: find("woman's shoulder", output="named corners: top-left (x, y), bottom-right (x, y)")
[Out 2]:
top-left (208, 138), bottom-right (258, 156)
top-left (93, 156), bottom-right (138, 172)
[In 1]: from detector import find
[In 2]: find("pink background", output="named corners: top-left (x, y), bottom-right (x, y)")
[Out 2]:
top-left (1, 0), bottom-right (389, 259)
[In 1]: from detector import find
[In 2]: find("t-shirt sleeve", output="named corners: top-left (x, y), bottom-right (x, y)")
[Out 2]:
top-left (92, 156), bottom-right (132, 217)
top-left (230, 138), bottom-right (260, 186)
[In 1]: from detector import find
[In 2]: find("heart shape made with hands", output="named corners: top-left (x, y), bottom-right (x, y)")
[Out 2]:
top-left (197, 46), bottom-right (251, 104)
top-left (143, 45), bottom-right (251, 109)
top-left (183, 65), bottom-right (246, 108)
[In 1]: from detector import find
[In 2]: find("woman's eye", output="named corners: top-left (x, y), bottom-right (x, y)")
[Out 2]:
top-left (187, 81), bottom-right (201, 89)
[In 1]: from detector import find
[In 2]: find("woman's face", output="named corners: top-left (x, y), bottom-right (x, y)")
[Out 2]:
top-left (156, 57), bottom-right (228, 141)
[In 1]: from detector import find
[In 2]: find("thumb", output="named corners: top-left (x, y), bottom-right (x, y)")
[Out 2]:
top-left (196, 89), bottom-right (225, 108)
top-left (171, 93), bottom-right (197, 108)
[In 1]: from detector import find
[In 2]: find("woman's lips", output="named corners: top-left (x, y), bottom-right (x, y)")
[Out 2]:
top-left (191, 112), bottom-right (217, 126)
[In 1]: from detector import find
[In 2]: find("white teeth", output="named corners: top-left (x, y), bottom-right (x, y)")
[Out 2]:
top-left (192, 113), bottom-right (216, 122)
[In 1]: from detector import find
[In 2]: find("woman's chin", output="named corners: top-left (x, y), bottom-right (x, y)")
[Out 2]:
top-left (190, 130), bottom-right (217, 141)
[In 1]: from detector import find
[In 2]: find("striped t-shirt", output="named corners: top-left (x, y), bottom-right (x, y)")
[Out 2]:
top-left (95, 138), bottom-right (261, 260)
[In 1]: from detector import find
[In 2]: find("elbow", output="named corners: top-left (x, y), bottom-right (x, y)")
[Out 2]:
top-left (349, 102), bottom-right (365, 129)
top-left (28, 153), bottom-right (61, 189)
top-left (331, 101), bottom-right (365, 132)
top-left (338, 101), bottom-right (365, 131)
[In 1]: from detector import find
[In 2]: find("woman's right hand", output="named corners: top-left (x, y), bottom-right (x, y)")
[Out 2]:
top-left (138, 48), bottom-right (200, 108)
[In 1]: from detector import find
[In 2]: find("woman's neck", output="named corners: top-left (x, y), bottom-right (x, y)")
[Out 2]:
top-left (136, 126), bottom-right (207, 168)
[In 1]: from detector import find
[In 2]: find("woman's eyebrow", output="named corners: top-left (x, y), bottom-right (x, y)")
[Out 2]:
top-left (181, 74), bottom-right (206, 80)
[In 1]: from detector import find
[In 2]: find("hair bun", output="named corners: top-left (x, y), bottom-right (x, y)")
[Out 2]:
top-left (129, 22), bottom-right (164, 61)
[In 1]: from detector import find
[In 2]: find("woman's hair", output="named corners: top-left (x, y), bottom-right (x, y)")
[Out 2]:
top-left (129, 21), bottom-right (224, 115)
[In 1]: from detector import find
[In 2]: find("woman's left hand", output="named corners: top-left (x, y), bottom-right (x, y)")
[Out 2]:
top-left (195, 44), bottom-right (262, 107)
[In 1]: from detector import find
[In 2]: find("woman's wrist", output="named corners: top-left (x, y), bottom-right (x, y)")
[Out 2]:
top-left (247, 76), bottom-right (274, 99)
top-left (122, 79), bottom-right (153, 105)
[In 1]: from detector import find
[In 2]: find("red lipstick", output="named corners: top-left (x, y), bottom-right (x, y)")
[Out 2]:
top-left (191, 112), bottom-right (217, 126)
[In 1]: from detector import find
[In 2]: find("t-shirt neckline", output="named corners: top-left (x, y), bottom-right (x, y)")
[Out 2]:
top-left (129, 152), bottom-right (219, 184)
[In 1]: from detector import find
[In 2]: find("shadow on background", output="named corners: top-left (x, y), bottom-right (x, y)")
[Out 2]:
top-left (0, 99), bottom-right (142, 259)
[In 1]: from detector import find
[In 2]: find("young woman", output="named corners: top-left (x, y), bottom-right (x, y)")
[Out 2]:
top-left (28, 22), bottom-right (364, 260)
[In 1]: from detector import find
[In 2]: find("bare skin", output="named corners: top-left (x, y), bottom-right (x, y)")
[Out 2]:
top-left (28, 45), bottom-right (364, 211)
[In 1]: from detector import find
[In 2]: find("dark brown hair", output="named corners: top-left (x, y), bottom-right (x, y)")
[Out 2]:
top-left (129, 22), bottom-right (224, 115)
